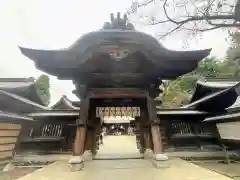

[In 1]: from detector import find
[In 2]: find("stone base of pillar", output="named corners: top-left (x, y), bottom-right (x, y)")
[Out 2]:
top-left (68, 156), bottom-right (84, 171)
top-left (83, 150), bottom-right (93, 161)
top-left (2, 162), bottom-right (14, 172)
top-left (139, 148), bottom-right (145, 154)
top-left (139, 152), bottom-right (144, 158)
top-left (152, 153), bottom-right (169, 168)
top-left (154, 153), bottom-right (168, 161)
top-left (144, 149), bottom-right (153, 159)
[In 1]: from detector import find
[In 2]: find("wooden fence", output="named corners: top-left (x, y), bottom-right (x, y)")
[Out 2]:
top-left (0, 123), bottom-right (21, 161)
top-left (18, 118), bottom-right (76, 153)
top-left (0, 112), bottom-right (34, 163)
top-left (165, 120), bottom-right (219, 150)
top-left (16, 117), bottom-right (223, 153)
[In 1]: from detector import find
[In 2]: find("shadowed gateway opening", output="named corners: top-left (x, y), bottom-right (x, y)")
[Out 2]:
top-left (88, 97), bottom-right (145, 159)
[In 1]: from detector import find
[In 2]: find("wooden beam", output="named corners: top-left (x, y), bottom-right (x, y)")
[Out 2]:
top-left (147, 96), bottom-right (163, 153)
top-left (151, 124), bottom-right (163, 153)
top-left (73, 127), bottom-right (86, 156)
top-left (88, 88), bottom-right (148, 98)
top-left (72, 97), bottom-right (89, 156)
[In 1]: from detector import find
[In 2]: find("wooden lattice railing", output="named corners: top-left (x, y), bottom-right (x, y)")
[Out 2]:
top-left (18, 120), bottom-right (76, 152)
top-left (40, 124), bottom-right (63, 137)
top-left (165, 120), bottom-right (219, 149)
top-left (0, 123), bottom-right (22, 161)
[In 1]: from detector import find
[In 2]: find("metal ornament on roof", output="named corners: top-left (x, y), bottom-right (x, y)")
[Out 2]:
top-left (102, 13), bottom-right (136, 61)
top-left (96, 106), bottom-right (140, 118)
top-left (102, 12), bottom-right (135, 30)
top-left (108, 47), bottom-right (130, 61)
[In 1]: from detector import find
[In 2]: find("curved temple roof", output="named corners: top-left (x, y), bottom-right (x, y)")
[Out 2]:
top-left (190, 79), bottom-right (239, 103)
top-left (51, 95), bottom-right (80, 110)
top-left (0, 111), bottom-right (34, 123)
top-left (0, 78), bottom-right (45, 105)
top-left (19, 13), bottom-right (211, 88)
top-left (183, 80), bottom-right (240, 112)
top-left (0, 90), bottom-right (50, 114)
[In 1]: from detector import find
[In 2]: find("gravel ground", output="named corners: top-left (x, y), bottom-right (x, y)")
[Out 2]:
top-left (0, 161), bottom-right (55, 180)
top-left (0, 166), bottom-right (39, 180)
top-left (193, 161), bottom-right (240, 180)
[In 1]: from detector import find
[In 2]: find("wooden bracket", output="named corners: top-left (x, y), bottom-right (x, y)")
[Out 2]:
top-left (151, 118), bottom-right (160, 124)
top-left (76, 119), bottom-right (86, 126)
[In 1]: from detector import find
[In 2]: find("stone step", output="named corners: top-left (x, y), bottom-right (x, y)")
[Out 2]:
top-left (86, 159), bottom-right (153, 170)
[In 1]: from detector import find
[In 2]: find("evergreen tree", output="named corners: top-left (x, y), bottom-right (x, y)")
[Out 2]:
top-left (34, 74), bottom-right (51, 106)
top-left (226, 31), bottom-right (240, 78)
top-left (160, 55), bottom-right (239, 108)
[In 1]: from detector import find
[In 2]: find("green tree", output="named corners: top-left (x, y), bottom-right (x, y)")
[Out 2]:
top-left (226, 31), bottom-right (240, 78)
top-left (227, 31), bottom-right (240, 61)
top-left (196, 57), bottom-right (222, 78)
top-left (159, 56), bottom-right (237, 108)
top-left (178, 73), bottom-right (200, 94)
top-left (34, 74), bottom-right (51, 106)
top-left (161, 79), bottom-right (190, 108)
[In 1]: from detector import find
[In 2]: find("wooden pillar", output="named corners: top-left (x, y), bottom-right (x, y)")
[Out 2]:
top-left (147, 96), bottom-right (168, 166)
top-left (72, 97), bottom-right (89, 156)
top-left (151, 124), bottom-right (163, 154)
top-left (144, 127), bottom-right (151, 150)
top-left (141, 109), bottom-right (152, 151)
top-left (135, 117), bottom-right (145, 153)
top-left (73, 126), bottom-right (86, 156)
top-left (139, 127), bottom-right (145, 154)
top-left (147, 96), bottom-right (162, 153)
top-left (91, 118), bottom-right (101, 155)
top-left (69, 97), bottom-right (89, 171)
top-left (84, 128), bottom-right (93, 151)
top-left (149, 127), bottom-right (154, 151)
top-left (147, 96), bottom-right (167, 158)
top-left (91, 128), bottom-right (97, 155)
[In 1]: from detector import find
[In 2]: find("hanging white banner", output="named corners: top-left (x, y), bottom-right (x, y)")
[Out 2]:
top-left (96, 107), bottom-right (140, 118)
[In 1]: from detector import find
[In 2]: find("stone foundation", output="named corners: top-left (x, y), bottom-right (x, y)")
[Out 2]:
top-left (83, 151), bottom-right (93, 161)
top-left (152, 153), bottom-right (169, 168)
top-left (154, 153), bottom-right (168, 161)
top-left (68, 156), bottom-right (84, 171)
top-left (144, 149), bottom-right (153, 159)
top-left (2, 162), bottom-right (15, 172)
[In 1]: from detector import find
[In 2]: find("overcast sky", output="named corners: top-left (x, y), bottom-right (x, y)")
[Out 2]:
top-left (0, 0), bottom-right (230, 106)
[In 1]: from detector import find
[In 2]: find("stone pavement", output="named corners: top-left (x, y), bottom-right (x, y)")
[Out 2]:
top-left (14, 136), bottom-right (236, 162)
top-left (16, 136), bottom-right (233, 180)
top-left (94, 135), bottom-right (142, 159)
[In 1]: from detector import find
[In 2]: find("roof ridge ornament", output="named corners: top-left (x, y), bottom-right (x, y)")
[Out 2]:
top-left (103, 12), bottom-right (135, 30)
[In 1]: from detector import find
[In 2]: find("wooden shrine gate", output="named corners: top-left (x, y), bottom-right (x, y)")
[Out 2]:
top-left (19, 13), bottom-right (211, 171)
top-left (69, 89), bottom-right (168, 170)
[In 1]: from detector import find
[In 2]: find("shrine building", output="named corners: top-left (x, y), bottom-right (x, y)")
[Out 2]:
top-left (19, 13), bottom-right (212, 170)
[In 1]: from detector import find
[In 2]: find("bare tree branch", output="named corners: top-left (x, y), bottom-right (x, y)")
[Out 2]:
top-left (147, 18), bottom-right (171, 25)
top-left (127, 0), bottom-right (240, 38)
top-left (162, 0), bottom-right (237, 27)
top-left (157, 22), bottom-right (184, 38)
top-left (183, 25), bottom-right (222, 32)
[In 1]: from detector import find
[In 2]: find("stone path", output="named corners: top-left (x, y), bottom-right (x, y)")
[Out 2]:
top-left (95, 135), bottom-right (141, 159)
top-left (16, 136), bottom-right (233, 180)
top-left (194, 162), bottom-right (240, 180)
top-left (0, 167), bottom-right (38, 180)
